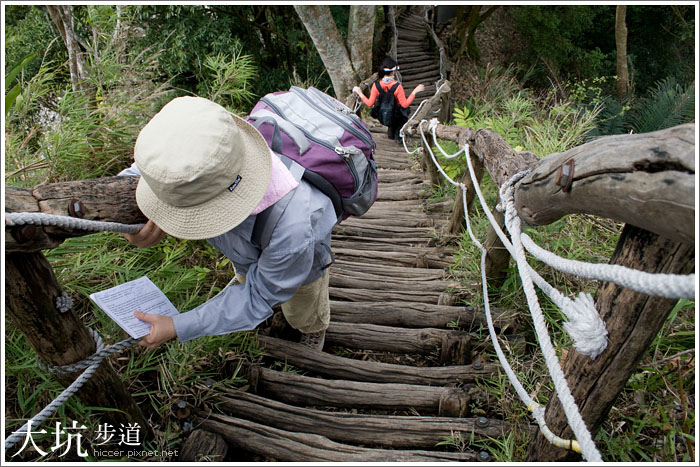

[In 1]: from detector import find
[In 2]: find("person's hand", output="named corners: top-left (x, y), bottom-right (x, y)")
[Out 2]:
top-left (123, 220), bottom-right (167, 248)
top-left (134, 311), bottom-right (176, 349)
top-left (352, 86), bottom-right (362, 95)
top-left (413, 84), bottom-right (425, 94)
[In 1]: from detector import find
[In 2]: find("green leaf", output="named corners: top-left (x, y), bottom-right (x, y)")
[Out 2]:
top-left (5, 82), bottom-right (21, 117)
top-left (5, 51), bottom-right (37, 91)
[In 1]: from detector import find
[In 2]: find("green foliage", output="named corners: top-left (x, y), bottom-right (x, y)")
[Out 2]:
top-left (4, 5), bottom-right (65, 81)
top-left (6, 233), bottom-right (259, 460)
top-left (452, 67), bottom-right (600, 158)
top-left (127, 5), bottom-right (330, 101)
top-left (4, 51), bottom-right (38, 116)
top-left (198, 50), bottom-right (257, 112)
top-left (626, 77), bottom-right (695, 134)
top-left (572, 76), bottom-right (694, 138)
top-left (4, 30), bottom-right (171, 185)
top-left (512, 5), bottom-right (614, 83)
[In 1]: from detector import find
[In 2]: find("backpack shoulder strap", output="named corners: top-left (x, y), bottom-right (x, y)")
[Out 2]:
top-left (375, 80), bottom-right (386, 95)
top-left (252, 154), bottom-right (305, 250)
top-left (389, 82), bottom-right (401, 94)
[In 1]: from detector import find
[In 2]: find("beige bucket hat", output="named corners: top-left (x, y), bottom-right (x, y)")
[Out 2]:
top-left (134, 96), bottom-right (272, 240)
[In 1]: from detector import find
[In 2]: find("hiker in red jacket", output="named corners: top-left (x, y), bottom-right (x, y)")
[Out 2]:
top-left (353, 57), bottom-right (425, 141)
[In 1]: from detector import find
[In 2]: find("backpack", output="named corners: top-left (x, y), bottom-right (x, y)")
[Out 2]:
top-left (246, 86), bottom-right (378, 248)
top-left (370, 81), bottom-right (400, 126)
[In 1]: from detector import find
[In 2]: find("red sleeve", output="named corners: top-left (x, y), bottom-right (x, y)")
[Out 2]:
top-left (360, 83), bottom-right (380, 107)
top-left (393, 84), bottom-right (415, 108)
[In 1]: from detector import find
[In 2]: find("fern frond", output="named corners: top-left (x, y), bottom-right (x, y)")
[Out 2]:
top-left (627, 77), bottom-right (695, 134)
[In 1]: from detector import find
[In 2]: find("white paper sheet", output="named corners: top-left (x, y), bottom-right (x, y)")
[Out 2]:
top-left (89, 276), bottom-right (179, 339)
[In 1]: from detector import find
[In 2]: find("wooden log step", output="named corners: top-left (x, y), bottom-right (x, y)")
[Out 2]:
top-left (326, 322), bottom-right (472, 361)
top-left (339, 216), bottom-right (433, 228)
top-left (379, 180), bottom-right (427, 190)
top-left (395, 55), bottom-right (436, 66)
top-left (328, 287), bottom-right (445, 304)
top-left (330, 269), bottom-right (459, 291)
top-left (332, 236), bottom-right (435, 247)
top-left (333, 259), bottom-right (446, 279)
top-left (258, 336), bottom-right (496, 385)
top-left (246, 364), bottom-right (474, 414)
top-left (329, 300), bottom-right (516, 331)
top-left (371, 199), bottom-right (425, 209)
top-left (333, 224), bottom-right (434, 239)
top-left (179, 429), bottom-right (228, 462)
top-left (397, 53), bottom-right (434, 61)
top-left (376, 190), bottom-right (424, 201)
top-left (353, 207), bottom-right (433, 219)
top-left (399, 17), bottom-right (426, 28)
top-left (401, 69), bottom-right (442, 83)
top-left (331, 248), bottom-right (453, 269)
top-left (377, 170), bottom-right (426, 183)
top-left (195, 414), bottom-right (482, 462)
top-left (332, 239), bottom-right (452, 256)
top-left (212, 390), bottom-right (518, 449)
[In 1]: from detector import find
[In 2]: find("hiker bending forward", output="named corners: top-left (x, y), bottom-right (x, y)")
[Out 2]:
top-left (353, 57), bottom-right (425, 140)
top-left (120, 96), bottom-right (335, 351)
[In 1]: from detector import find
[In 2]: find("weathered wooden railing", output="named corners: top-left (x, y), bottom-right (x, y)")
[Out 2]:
top-left (403, 84), bottom-right (695, 461)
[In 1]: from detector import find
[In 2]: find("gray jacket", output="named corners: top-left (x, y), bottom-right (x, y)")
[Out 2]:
top-left (119, 163), bottom-right (335, 342)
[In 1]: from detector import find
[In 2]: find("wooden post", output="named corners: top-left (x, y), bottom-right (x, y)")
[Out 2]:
top-left (420, 139), bottom-right (442, 188)
top-left (483, 207), bottom-right (510, 285)
top-left (447, 151), bottom-right (483, 235)
top-left (5, 252), bottom-right (148, 434)
top-left (526, 225), bottom-right (695, 461)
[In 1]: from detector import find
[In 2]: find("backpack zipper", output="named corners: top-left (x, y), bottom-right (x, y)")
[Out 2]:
top-left (260, 96), bottom-right (361, 190)
top-left (290, 87), bottom-right (375, 153)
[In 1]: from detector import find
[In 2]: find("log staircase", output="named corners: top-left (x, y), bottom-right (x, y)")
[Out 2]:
top-left (180, 124), bottom-right (529, 462)
top-left (395, 7), bottom-right (444, 114)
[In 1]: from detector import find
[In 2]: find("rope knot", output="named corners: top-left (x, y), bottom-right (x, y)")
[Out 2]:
top-left (55, 293), bottom-right (74, 313)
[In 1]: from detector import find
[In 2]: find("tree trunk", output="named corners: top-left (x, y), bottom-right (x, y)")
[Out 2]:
top-left (448, 152), bottom-right (484, 235)
top-left (347, 5), bottom-right (376, 80)
top-left (615, 6), bottom-right (630, 99)
top-left (294, 5), bottom-right (358, 100)
top-left (5, 253), bottom-right (148, 434)
top-left (45, 5), bottom-right (95, 106)
top-left (526, 225), bottom-right (695, 462)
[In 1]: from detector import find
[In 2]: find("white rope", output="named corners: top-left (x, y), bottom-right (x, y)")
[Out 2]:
top-left (519, 233), bottom-right (695, 299)
top-left (458, 150), bottom-right (585, 457)
top-left (501, 180), bottom-right (603, 461)
top-left (5, 212), bottom-right (144, 234)
top-left (4, 211), bottom-right (143, 452)
top-left (398, 82), bottom-right (450, 154)
top-left (416, 128), bottom-right (604, 458)
top-left (5, 330), bottom-right (138, 451)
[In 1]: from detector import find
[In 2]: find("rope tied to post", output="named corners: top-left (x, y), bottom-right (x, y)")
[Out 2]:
top-left (4, 211), bottom-right (145, 452)
top-left (6, 329), bottom-right (138, 452)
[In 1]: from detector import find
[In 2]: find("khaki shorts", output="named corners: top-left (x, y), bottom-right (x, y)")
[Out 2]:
top-left (236, 269), bottom-right (330, 334)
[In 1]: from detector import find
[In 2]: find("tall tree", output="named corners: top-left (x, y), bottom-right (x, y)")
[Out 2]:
top-left (45, 5), bottom-right (93, 102)
top-left (451, 5), bottom-right (499, 62)
top-left (615, 5), bottom-right (630, 98)
top-left (347, 5), bottom-right (376, 81)
top-left (294, 5), bottom-right (375, 100)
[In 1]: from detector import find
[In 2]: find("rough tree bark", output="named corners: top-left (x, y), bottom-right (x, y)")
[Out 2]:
top-left (452, 5), bottom-right (499, 61)
top-left (5, 252), bottom-right (149, 435)
top-left (347, 5), bottom-right (376, 80)
top-left (526, 225), bottom-right (695, 462)
top-left (615, 6), bottom-right (629, 98)
top-left (45, 5), bottom-right (95, 105)
top-left (294, 5), bottom-right (358, 100)
top-left (295, 5), bottom-right (376, 100)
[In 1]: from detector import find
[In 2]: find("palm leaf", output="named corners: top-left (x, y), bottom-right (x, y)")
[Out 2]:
top-left (627, 77), bottom-right (695, 134)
